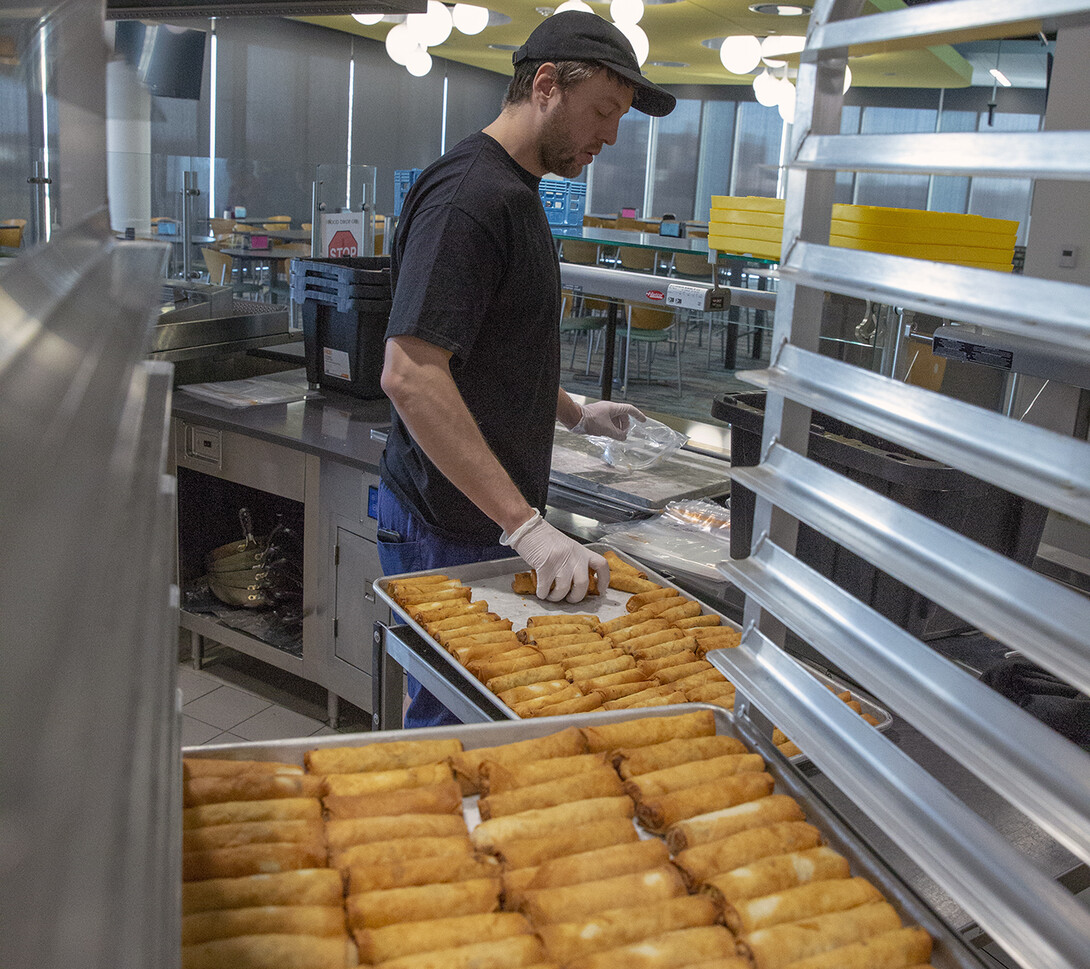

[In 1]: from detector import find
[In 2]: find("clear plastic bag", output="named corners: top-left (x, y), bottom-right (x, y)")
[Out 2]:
top-left (600, 499), bottom-right (732, 582)
top-left (587, 417), bottom-right (689, 471)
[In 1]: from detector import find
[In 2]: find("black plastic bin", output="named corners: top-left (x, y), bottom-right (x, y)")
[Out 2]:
top-left (290, 256), bottom-right (392, 399)
top-left (713, 391), bottom-right (1049, 639)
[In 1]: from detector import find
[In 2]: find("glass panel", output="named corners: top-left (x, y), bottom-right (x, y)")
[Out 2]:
top-left (930, 106), bottom-right (976, 214)
top-left (969, 110), bottom-right (1039, 245)
top-left (651, 98), bottom-right (701, 221)
top-left (587, 110), bottom-right (649, 217)
top-left (730, 102), bottom-right (782, 199)
top-left (854, 105), bottom-right (935, 209)
top-left (693, 100), bottom-right (736, 221)
top-left (835, 105), bottom-right (861, 204)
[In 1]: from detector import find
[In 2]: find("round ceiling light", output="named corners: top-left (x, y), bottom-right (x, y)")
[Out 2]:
top-left (610, 0), bottom-right (644, 24)
top-left (777, 79), bottom-right (796, 122)
top-left (554, 0), bottom-right (594, 13)
top-left (719, 35), bottom-right (762, 74)
top-left (406, 0), bottom-right (452, 47)
top-left (351, 13), bottom-right (384, 25)
top-left (452, 3), bottom-right (490, 35)
top-left (752, 69), bottom-right (780, 106)
top-left (749, 3), bottom-right (811, 15)
top-left (385, 23), bottom-right (416, 65)
top-left (406, 46), bottom-right (433, 76)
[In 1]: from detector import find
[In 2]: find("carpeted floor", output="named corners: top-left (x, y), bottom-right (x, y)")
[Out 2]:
top-left (558, 313), bottom-right (772, 425)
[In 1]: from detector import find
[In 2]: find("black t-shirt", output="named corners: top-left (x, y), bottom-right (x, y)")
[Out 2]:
top-left (381, 131), bottom-right (562, 544)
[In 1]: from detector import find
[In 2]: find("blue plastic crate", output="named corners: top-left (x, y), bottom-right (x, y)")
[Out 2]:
top-left (394, 168), bottom-right (423, 217)
top-left (539, 178), bottom-right (587, 227)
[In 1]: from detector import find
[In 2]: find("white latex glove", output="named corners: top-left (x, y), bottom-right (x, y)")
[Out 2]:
top-left (500, 511), bottom-right (610, 603)
top-left (568, 401), bottom-right (646, 440)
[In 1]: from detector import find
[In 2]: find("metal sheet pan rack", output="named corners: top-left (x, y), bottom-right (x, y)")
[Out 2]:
top-left (709, 4), bottom-right (1090, 969)
top-left (0, 213), bottom-right (180, 969)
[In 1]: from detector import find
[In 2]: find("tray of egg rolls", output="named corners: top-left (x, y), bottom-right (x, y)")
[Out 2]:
top-left (180, 707), bottom-right (983, 969)
top-left (374, 545), bottom-right (892, 761)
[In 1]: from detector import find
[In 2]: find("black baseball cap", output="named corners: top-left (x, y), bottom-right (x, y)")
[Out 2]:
top-left (513, 10), bottom-right (676, 117)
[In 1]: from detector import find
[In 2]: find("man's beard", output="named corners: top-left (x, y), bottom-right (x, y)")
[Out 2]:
top-left (538, 111), bottom-right (584, 179)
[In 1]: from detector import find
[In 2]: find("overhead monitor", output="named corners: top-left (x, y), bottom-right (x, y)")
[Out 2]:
top-left (106, 0), bottom-right (425, 18)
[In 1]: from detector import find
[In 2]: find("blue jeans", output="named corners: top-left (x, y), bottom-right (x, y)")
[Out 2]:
top-left (376, 481), bottom-right (516, 728)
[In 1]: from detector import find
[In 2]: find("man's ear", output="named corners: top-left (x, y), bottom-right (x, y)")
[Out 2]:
top-left (532, 62), bottom-right (560, 106)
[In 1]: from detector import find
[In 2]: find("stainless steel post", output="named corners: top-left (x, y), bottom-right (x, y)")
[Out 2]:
top-left (28, 159), bottom-right (51, 246)
top-left (182, 170), bottom-right (200, 280)
top-left (311, 180), bottom-right (321, 258)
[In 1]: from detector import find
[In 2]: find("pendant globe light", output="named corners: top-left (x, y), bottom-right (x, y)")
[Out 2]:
top-left (720, 35), bottom-right (762, 74)
top-left (452, 3), bottom-right (489, 35)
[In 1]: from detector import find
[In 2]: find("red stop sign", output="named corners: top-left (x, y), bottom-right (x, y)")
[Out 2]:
top-left (328, 229), bottom-right (358, 258)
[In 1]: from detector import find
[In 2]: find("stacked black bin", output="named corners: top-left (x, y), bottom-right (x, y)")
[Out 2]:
top-left (290, 256), bottom-right (392, 399)
top-left (713, 391), bottom-right (1049, 640)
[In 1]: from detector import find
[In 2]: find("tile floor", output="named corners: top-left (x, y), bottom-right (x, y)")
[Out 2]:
top-left (179, 640), bottom-right (372, 747)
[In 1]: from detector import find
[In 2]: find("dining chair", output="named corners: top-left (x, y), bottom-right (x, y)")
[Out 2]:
top-left (621, 301), bottom-right (682, 397)
top-left (209, 217), bottom-right (235, 237)
top-left (201, 247), bottom-right (234, 286)
top-left (0, 224), bottom-right (24, 248)
top-left (617, 245), bottom-right (658, 274)
top-left (560, 291), bottom-right (612, 376)
top-left (559, 238), bottom-right (600, 265)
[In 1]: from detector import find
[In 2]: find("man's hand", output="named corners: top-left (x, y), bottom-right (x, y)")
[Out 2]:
top-left (501, 512), bottom-right (610, 603)
top-left (569, 401), bottom-right (646, 440)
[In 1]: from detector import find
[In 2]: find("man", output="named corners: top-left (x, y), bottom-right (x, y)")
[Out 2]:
top-left (378, 11), bottom-right (676, 727)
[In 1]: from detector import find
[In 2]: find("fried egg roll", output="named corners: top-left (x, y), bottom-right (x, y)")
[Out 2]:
top-left (666, 795), bottom-right (806, 852)
top-left (636, 772), bottom-right (776, 834)
top-left (624, 753), bottom-right (766, 799)
top-left (181, 868), bottom-right (344, 915)
top-left (183, 819), bottom-right (326, 853)
top-left (593, 680), bottom-right (660, 702)
top-left (637, 650), bottom-right (700, 674)
top-left (495, 678), bottom-right (571, 704)
top-left (325, 813), bottom-right (466, 850)
top-left (609, 573), bottom-right (661, 593)
top-left (675, 822), bottom-right (823, 886)
top-left (736, 902), bottom-right (902, 969)
top-left (494, 818), bottom-right (640, 868)
top-left (626, 587), bottom-right (681, 611)
top-left (344, 854), bottom-right (498, 894)
top-left (354, 911), bottom-right (531, 964)
top-left (181, 905), bottom-right (346, 945)
top-left (528, 838), bottom-right (671, 890)
top-left (526, 613), bottom-right (600, 627)
top-left (566, 655), bottom-right (636, 681)
top-left (371, 934), bottom-right (546, 969)
top-left (181, 934), bottom-right (354, 969)
top-left (612, 735), bottom-right (749, 778)
top-left (531, 693), bottom-right (605, 716)
top-left (582, 710), bottom-right (717, 753)
top-left (536, 893), bottom-right (721, 963)
top-left (565, 925), bottom-right (738, 969)
top-left (182, 842), bottom-right (327, 882)
top-left (488, 665), bottom-right (567, 694)
top-left (304, 739), bottom-right (463, 776)
top-left (183, 758), bottom-right (303, 778)
top-left (183, 797), bottom-right (321, 830)
top-left (183, 774), bottom-right (325, 808)
top-left (333, 833), bottom-right (472, 869)
top-left (478, 766), bottom-right (625, 819)
top-left (701, 847), bottom-right (852, 904)
top-left (521, 865), bottom-right (687, 924)
top-left (321, 779), bottom-right (462, 819)
top-left (601, 690), bottom-right (688, 710)
top-left (725, 876), bottom-right (882, 934)
top-left (479, 752), bottom-right (609, 795)
top-left (345, 877), bottom-right (501, 929)
top-left (450, 727), bottom-right (587, 793)
top-left (322, 762), bottom-right (452, 797)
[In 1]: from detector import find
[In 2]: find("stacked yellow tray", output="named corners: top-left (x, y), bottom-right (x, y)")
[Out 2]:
top-left (709, 195), bottom-right (1018, 270)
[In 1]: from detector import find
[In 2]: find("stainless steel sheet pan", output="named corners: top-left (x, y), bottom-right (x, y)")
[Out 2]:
top-left (183, 705), bottom-right (983, 969)
top-left (373, 544), bottom-right (892, 752)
